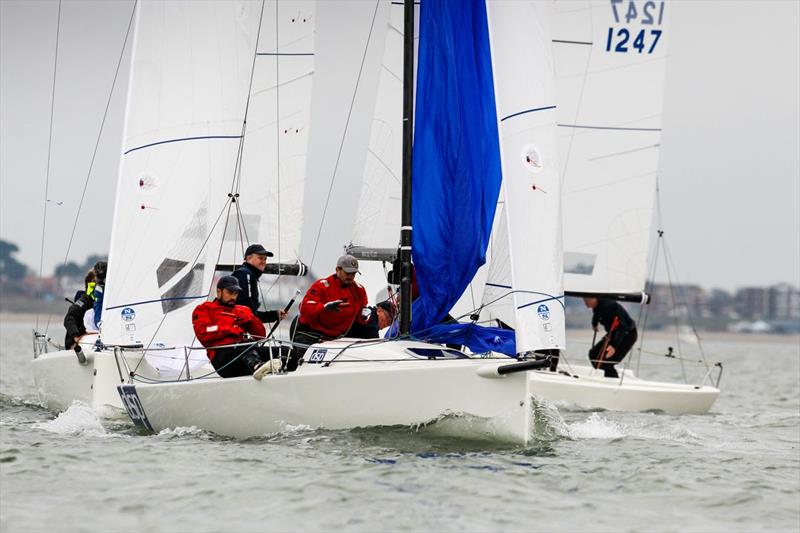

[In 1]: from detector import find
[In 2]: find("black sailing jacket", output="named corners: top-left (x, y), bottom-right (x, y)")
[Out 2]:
top-left (231, 262), bottom-right (279, 323)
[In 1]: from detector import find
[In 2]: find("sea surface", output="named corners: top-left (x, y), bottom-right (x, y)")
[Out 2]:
top-left (1, 318), bottom-right (798, 532)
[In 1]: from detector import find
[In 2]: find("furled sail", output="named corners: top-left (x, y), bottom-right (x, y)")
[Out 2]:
top-left (409, 0), bottom-right (517, 354)
top-left (555, 0), bottom-right (670, 296)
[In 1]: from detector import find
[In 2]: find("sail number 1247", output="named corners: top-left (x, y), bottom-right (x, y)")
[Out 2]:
top-left (606, 0), bottom-right (665, 54)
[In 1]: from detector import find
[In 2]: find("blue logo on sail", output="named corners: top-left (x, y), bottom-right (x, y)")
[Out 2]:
top-left (536, 304), bottom-right (550, 321)
top-left (121, 307), bottom-right (136, 321)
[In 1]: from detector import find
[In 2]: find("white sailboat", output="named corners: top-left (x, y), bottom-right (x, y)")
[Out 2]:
top-left (467, 0), bottom-right (720, 413)
top-left (31, 0), bottom-right (719, 436)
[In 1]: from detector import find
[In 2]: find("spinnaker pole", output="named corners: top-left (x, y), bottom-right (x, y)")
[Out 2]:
top-left (399, 0), bottom-right (415, 336)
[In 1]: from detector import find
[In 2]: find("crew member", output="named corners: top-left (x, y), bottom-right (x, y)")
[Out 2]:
top-left (346, 299), bottom-right (397, 339)
top-left (92, 261), bottom-right (107, 327)
top-left (583, 297), bottom-right (638, 378)
top-left (63, 270), bottom-right (98, 350)
top-left (192, 276), bottom-right (280, 380)
top-left (292, 255), bottom-right (370, 360)
top-left (231, 243), bottom-right (287, 324)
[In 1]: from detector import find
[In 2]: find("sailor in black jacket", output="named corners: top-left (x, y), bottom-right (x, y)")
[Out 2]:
top-left (231, 244), bottom-right (287, 324)
top-left (64, 291), bottom-right (95, 350)
top-left (583, 297), bottom-right (638, 378)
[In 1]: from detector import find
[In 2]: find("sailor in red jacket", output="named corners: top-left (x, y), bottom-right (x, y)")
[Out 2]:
top-left (291, 255), bottom-right (370, 361)
top-left (192, 276), bottom-right (279, 379)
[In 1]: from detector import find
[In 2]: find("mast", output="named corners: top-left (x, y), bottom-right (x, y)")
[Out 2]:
top-left (399, 0), bottom-right (414, 336)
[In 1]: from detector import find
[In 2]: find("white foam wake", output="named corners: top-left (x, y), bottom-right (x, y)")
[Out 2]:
top-left (33, 401), bottom-right (107, 437)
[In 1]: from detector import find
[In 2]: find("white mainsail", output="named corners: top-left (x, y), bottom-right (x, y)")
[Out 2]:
top-left (297, 1), bottom-right (391, 280)
top-left (555, 0), bottom-right (669, 296)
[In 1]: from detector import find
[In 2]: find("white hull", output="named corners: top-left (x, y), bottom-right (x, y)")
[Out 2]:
top-left (125, 340), bottom-right (534, 444)
top-left (31, 346), bottom-right (208, 416)
top-left (529, 365), bottom-right (719, 415)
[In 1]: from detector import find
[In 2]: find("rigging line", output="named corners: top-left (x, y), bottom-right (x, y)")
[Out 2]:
top-left (635, 229), bottom-right (661, 375)
top-left (276, 0), bottom-right (282, 301)
top-left (663, 235), bottom-right (688, 384)
top-left (36, 0), bottom-right (62, 332)
top-left (558, 3), bottom-right (593, 192)
top-left (134, 197), bottom-right (236, 375)
top-left (663, 236), bottom-right (710, 370)
top-left (115, 196), bottom-right (231, 372)
top-left (227, 0), bottom-right (267, 196)
top-left (308, 0), bottom-right (381, 268)
top-left (45, 0), bottom-right (138, 334)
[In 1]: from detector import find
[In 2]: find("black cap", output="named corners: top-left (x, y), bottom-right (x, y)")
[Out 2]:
top-left (245, 244), bottom-right (274, 258)
top-left (376, 299), bottom-right (396, 316)
top-left (217, 275), bottom-right (243, 292)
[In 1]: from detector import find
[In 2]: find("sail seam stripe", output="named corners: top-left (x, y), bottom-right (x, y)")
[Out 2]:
top-left (558, 124), bottom-right (661, 131)
top-left (123, 135), bottom-right (242, 155)
top-left (500, 105), bottom-right (556, 122)
top-left (552, 39), bottom-right (593, 46)
top-left (516, 294), bottom-right (565, 311)
top-left (107, 295), bottom-right (206, 310)
top-left (256, 52), bottom-right (313, 56)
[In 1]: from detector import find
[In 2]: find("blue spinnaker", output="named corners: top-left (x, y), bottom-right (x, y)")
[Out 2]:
top-left (409, 0), bottom-right (515, 355)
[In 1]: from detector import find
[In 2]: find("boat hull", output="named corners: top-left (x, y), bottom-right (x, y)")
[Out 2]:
top-left (125, 342), bottom-right (534, 444)
top-left (528, 365), bottom-right (719, 414)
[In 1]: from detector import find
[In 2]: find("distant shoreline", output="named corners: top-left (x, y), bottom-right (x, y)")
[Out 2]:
top-left (2, 312), bottom-right (797, 345)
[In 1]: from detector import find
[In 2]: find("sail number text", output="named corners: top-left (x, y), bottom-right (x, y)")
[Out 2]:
top-left (606, 0), bottom-right (665, 54)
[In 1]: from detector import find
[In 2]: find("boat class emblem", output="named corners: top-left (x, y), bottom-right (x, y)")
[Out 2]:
top-left (121, 307), bottom-right (136, 321)
top-left (536, 304), bottom-right (550, 321)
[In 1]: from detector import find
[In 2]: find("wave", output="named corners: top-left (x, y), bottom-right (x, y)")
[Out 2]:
top-left (32, 401), bottom-right (108, 437)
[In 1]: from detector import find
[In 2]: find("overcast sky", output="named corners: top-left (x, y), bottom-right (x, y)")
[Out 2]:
top-left (1, 0), bottom-right (798, 292)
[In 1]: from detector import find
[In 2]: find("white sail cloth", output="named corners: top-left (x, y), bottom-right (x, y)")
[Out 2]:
top-left (555, 0), bottom-right (670, 295)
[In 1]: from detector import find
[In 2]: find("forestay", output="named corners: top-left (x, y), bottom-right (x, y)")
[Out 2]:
top-left (554, 0), bottom-right (670, 295)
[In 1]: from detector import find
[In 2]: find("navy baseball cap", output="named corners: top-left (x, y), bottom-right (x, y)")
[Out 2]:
top-left (217, 275), bottom-right (243, 292)
top-left (245, 244), bottom-right (274, 258)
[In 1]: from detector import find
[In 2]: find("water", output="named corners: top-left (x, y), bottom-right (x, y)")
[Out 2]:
top-left (2, 318), bottom-right (798, 532)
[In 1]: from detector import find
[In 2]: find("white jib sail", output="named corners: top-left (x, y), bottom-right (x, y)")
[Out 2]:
top-left (102, 1), bottom-right (263, 352)
top-left (486, 0), bottom-right (566, 353)
top-left (554, 0), bottom-right (670, 295)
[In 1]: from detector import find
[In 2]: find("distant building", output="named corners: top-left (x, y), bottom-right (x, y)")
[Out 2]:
top-left (735, 287), bottom-right (771, 320)
top-left (769, 283), bottom-right (800, 321)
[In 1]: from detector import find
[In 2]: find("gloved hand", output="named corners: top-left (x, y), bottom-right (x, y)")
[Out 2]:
top-left (324, 299), bottom-right (346, 312)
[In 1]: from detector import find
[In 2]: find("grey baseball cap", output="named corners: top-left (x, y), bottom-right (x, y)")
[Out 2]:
top-left (336, 254), bottom-right (360, 274)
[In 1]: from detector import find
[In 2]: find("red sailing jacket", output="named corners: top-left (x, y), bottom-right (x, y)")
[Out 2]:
top-left (298, 274), bottom-right (369, 338)
top-left (192, 299), bottom-right (266, 360)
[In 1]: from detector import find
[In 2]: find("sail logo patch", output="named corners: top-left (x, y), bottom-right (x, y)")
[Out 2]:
top-left (521, 144), bottom-right (544, 174)
top-left (536, 304), bottom-right (550, 321)
top-left (121, 307), bottom-right (136, 321)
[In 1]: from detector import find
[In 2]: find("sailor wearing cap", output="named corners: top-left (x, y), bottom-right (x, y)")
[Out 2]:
top-left (191, 275), bottom-right (280, 380)
top-left (231, 243), bottom-right (287, 324)
top-left (292, 255), bottom-right (370, 360)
